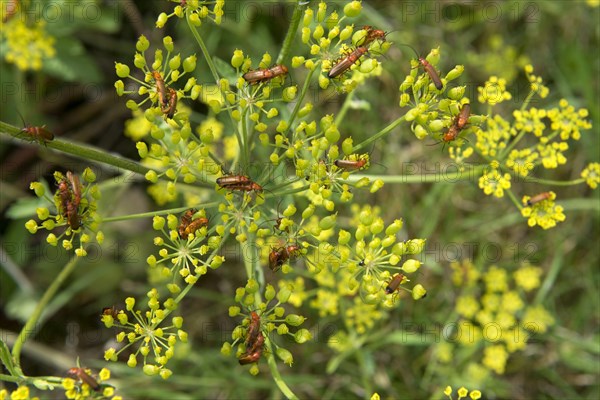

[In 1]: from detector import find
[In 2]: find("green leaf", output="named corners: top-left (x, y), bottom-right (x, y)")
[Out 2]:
top-left (0, 339), bottom-right (19, 377)
top-left (43, 37), bottom-right (102, 83)
top-left (212, 56), bottom-right (238, 83)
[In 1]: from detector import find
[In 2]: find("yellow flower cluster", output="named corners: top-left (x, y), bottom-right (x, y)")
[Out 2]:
top-left (477, 76), bottom-right (511, 105)
top-left (521, 191), bottom-right (565, 229)
top-left (0, 386), bottom-right (39, 400)
top-left (448, 261), bottom-right (553, 376)
top-left (478, 167), bottom-right (511, 197)
top-left (2, 19), bottom-right (56, 70)
top-left (581, 162), bottom-right (600, 189)
top-left (524, 64), bottom-right (549, 98)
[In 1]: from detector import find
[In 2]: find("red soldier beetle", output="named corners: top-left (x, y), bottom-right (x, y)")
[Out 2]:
top-left (2, 0), bottom-right (19, 22)
top-left (269, 244), bottom-right (301, 272)
top-left (17, 112), bottom-right (54, 145)
top-left (217, 174), bottom-right (263, 194)
top-left (178, 209), bottom-right (209, 239)
top-left (245, 311), bottom-right (261, 347)
top-left (359, 25), bottom-right (388, 47)
top-left (398, 44), bottom-right (444, 90)
top-left (67, 368), bottom-right (100, 391)
top-left (334, 155), bottom-right (369, 171)
top-left (269, 246), bottom-right (289, 272)
top-left (385, 273), bottom-right (405, 295)
top-left (243, 64), bottom-right (289, 84)
top-left (162, 87), bottom-right (178, 119)
top-left (65, 171), bottom-right (82, 230)
top-left (238, 332), bottom-right (265, 365)
top-left (101, 306), bottom-right (119, 319)
top-left (151, 70), bottom-right (169, 108)
top-left (57, 175), bottom-right (80, 230)
top-left (442, 103), bottom-right (470, 144)
top-left (526, 192), bottom-right (552, 206)
top-left (67, 171), bottom-right (81, 207)
top-left (216, 174), bottom-right (252, 187)
top-left (328, 46), bottom-right (369, 79)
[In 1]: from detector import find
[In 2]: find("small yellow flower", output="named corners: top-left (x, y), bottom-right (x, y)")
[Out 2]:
top-left (450, 259), bottom-right (480, 287)
top-left (444, 386), bottom-right (453, 397)
top-left (436, 342), bottom-right (453, 363)
top-left (457, 386), bottom-right (468, 398)
top-left (481, 292), bottom-right (500, 312)
top-left (484, 266), bottom-right (508, 292)
top-left (477, 76), bottom-right (512, 105)
top-left (470, 389), bottom-right (482, 399)
top-left (496, 311), bottom-right (516, 329)
top-left (478, 167), bottom-right (511, 197)
top-left (482, 344), bottom-right (508, 374)
top-left (456, 295), bottom-right (480, 319)
top-left (522, 305), bottom-right (554, 334)
top-left (504, 327), bottom-right (528, 353)
top-left (546, 99), bottom-right (592, 141)
top-left (501, 291), bottom-right (524, 313)
top-left (506, 148), bottom-right (539, 176)
top-left (513, 264), bottom-right (543, 291)
top-left (581, 162), bottom-right (600, 189)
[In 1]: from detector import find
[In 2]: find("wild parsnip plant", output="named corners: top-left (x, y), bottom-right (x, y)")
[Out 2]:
top-left (1, 1), bottom-right (598, 399)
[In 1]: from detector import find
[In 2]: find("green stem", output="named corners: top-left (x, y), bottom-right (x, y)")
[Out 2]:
top-left (505, 189), bottom-right (523, 210)
top-left (520, 89), bottom-right (536, 111)
top-left (351, 115), bottom-right (406, 152)
top-left (0, 121), bottom-right (151, 176)
top-left (524, 177), bottom-right (585, 186)
top-left (355, 350), bottom-right (373, 399)
top-left (186, 11), bottom-right (237, 131)
top-left (534, 245), bottom-right (564, 305)
top-left (0, 374), bottom-right (21, 383)
top-left (334, 89), bottom-right (355, 126)
top-left (498, 128), bottom-right (526, 160)
top-left (101, 202), bottom-right (218, 222)
top-left (286, 68), bottom-right (316, 132)
top-left (173, 231), bottom-right (231, 305)
top-left (11, 255), bottom-right (80, 366)
top-left (344, 165), bottom-right (487, 184)
top-left (276, 0), bottom-right (305, 65)
top-left (266, 341), bottom-right (299, 400)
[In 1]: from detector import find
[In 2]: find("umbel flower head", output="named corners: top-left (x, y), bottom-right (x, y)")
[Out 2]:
top-left (2, 19), bottom-right (56, 71)
top-left (26, 168), bottom-right (102, 257)
top-left (102, 290), bottom-right (189, 380)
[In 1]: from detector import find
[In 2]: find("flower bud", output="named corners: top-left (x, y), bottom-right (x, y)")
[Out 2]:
top-left (445, 65), bottom-right (465, 81)
top-left (319, 214), bottom-right (337, 230)
top-left (183, 54), bottom-right (197, 72)
top-left (412, 284), bottom-right (427, 300)
top-left (231, 49), bottom-right (244, 68)
top-left (115, 62), bottom-right (130, 78)
top-left (156, 13), bottom-right (168, 28)
top-left (294, 328), bottom-right (312, 343)
top-left (343, 1), bottom-right (362, 17)
top-left (285, 314), bottom-right (306, 326)
top-left (276, 348), bottom-right (294, 366)
top-left (402, 259), bottom-right (421, 273)
top-left (163, 36), bottom-right (174, 52)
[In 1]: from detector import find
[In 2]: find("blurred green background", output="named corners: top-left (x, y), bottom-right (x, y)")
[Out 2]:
top-left (1, 1), bottom-right (598, 398)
